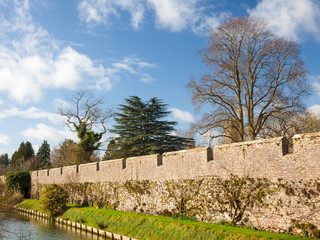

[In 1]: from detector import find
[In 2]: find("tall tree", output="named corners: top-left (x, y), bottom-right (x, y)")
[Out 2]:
top-left (51, 139), bottom-right (77, 167)
top-left (186, 17), bottom-right (310, 143)
top-left (11, 141), bottom-right (34, 170)
top-left (59, 91), bottom-right (112, 162)
top-left (36, 140), bottom-right (51, 169)
top-left (0, 154), bottom-right (9, 166)
top-left (106, 96), bottom-right (192, 159)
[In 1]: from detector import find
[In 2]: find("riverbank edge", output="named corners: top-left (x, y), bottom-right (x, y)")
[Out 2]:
top-left (13, 206), bottom-right (138, 240)
top-left (15, 200), bottom-right (314, 240)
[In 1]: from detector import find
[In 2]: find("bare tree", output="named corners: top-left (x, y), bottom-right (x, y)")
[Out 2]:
top-left (51, 139), bottom-right (101, 166)
top-left (186, 17), bottom-right (310, 143)
top-left (260, 110), bottom-right (320, 144)
top-left (59, 91), bottom-right (113, 157)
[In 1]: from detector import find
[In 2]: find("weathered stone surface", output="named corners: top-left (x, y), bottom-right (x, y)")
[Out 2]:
top-left (7, 132), bottom-right (320, 233)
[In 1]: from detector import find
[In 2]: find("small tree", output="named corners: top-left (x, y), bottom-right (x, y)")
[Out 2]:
top-left (39, 184), bottom-right (69, 217)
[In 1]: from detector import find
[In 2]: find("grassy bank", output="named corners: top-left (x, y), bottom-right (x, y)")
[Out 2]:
top-left (17, 199), bottom-right (311, 240)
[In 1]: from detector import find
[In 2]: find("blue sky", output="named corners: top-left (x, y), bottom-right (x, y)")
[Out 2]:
top-left (0, 0), bottom-right (320, 157)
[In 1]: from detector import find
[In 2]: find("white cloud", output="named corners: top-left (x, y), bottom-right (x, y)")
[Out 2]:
top-left (170, 108), bottom-right (195, 123)
top-left (0, 1), bottom-right (114, 104)
top-left (21, 123), bottom-right (77, 143)
top-left (313, 81), bottom-right (320, 97)
top-left (307, 104), bottom-right (320, 116)
top-left (147, 0), bottom-right (195, 31)
top-left (0, 1), bottom-right (156, 104)
top-left (108, 57), bottom-right (157, 84)
top-left (248, 0), bottom-right (320, 42)
top-left (140, 73), bottom-right (154, 83)
top-left (78, 0), bottom-right (228, 34)
top-left (0, 134), bottom-right (11, 146)
top-left (53, 99), bottom-right (71, 112)
top-left (0, 107), bottom-right (62, 124)
top-left (78, 0), bottom-right (145, 29)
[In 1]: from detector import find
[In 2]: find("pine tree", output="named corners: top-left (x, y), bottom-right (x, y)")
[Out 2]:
top-left (36, 140), bottom-right (51, 169)
top-left (11, 141), bottom-right (34, 170)
top-left (107, 96), bottom-right (192, 159)
top-left (0, 153), bottom-right (9, 166)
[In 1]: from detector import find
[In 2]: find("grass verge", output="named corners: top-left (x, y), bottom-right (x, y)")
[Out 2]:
top-left (17, 199), bottom-right (312, 240)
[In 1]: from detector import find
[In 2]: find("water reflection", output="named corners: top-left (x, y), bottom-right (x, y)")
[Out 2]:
top-left (0, 209), bottom-right (110, 240)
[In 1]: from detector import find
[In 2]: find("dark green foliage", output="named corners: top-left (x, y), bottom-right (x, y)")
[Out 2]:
top-left (107, 96), bottom-right (192, 159)
top-left (39, 184), bottom-right (69, 217)
top-left (5, 171), bottom-right (30, 194)
top-left (0, 153), bottom-right (9, 166)
top-left (36, 140), bottom-right (51, 169)
top-left (11, 141), bottom-right (34, 170)
top-left (76, 123), bottom-right (104, 153)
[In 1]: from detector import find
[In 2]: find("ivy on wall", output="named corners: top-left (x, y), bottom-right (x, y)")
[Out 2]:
top-left (5, 171), bottom-right (30, 194)
top-left (31, 176), bottom-right (320, 237)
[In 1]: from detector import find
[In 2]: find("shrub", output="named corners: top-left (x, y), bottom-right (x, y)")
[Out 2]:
top-left (39, 184), bottom-right (69, 217)
top-left (5, 190), bottom-right (24, 205)
top-left (0, 181), bottom-right (5, 197)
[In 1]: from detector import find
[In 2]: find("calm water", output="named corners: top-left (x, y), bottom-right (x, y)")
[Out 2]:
top-left (0, 209), bottom-right (109, 240)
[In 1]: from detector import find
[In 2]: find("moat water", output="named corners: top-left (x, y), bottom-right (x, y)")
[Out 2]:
top-left (0, 209), bottom-right (109, 240)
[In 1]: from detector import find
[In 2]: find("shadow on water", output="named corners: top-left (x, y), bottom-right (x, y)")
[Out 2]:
top-left (0, 208), bottom-right (111, 240)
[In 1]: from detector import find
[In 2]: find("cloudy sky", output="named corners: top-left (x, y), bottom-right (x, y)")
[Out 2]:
top-left (0, 0), bottom-right (320, 157)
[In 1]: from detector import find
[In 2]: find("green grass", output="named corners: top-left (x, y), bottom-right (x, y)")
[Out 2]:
top-left (16, 199), bottom-right (41, 210)
top-left (17, 199), bottom-right (312, 240)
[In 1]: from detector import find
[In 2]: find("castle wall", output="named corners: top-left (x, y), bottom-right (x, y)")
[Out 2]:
top-left (30, 132), bottom-right (320, 187)
top-left (14, 132), bottom-right (320, 233)
top-left (0, 175), bottom-right (4, 184)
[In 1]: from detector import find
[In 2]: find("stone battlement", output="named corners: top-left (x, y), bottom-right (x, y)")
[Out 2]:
top-left (30, 132), bottom-right (320, 186)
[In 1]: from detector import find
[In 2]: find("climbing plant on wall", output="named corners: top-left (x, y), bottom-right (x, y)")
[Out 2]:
top-left (5, 171), bottom-right (30, 195)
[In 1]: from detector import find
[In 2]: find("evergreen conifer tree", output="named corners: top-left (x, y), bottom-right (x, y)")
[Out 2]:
top-left (36, 140), bottom-right (51, 169)
top-left (106, 96), bottom-right (192, 159)
top-left (11, 141), bottom-right (34, 170)
top-left (0, 153), bottom-right (9, 166)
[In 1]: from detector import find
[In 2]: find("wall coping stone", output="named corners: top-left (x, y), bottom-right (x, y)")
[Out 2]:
top-left (214, 136), bottom-right (284, 150)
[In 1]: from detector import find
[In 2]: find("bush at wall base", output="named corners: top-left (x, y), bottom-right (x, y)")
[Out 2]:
top-left (39, 184), bottom-right (69, 217)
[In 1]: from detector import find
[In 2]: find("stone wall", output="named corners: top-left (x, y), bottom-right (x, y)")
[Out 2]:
top-left (14, 132), bottom-right (320, 233)
top-left (0, 175), bottom-right (4, 184)
top-left (31, 132), bottom-right (320, 186)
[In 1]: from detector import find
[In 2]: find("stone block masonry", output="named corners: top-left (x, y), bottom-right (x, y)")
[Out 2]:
top-left (31, 132), bottom-right (320, 186)
top-left (0, 175), bottom-right (4, 184)
top-left (11, 132), bottom-right (320, 233)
